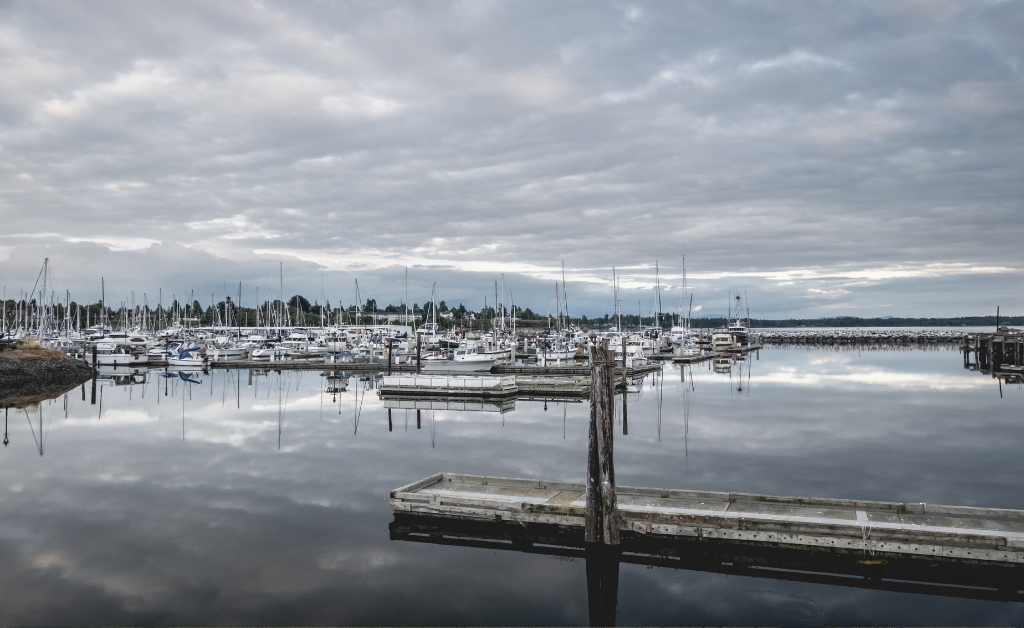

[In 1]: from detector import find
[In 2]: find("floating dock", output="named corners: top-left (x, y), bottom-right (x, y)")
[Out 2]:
top-left (391, 473), bottom-right (1024, 566)
top-left (382, 397), bottom-right (517, 414)
top-left (379, 375), bottom-right (518, 398)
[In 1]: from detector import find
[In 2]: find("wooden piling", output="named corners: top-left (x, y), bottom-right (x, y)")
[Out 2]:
top-left (621, 343), bottom-right (628, 436)
top-left (90, 345), bottom-right (97, 405)
top-left (586, 340), bottom-right (620, 546)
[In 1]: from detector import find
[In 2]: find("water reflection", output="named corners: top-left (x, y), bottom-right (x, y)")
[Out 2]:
top-left (390, 514), bottom-right (1024, 621)
top-left (0, 347), bottom-right (1022, 625)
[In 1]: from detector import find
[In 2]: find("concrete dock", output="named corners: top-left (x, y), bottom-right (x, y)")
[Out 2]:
top-left (391, 473), bottom-right (1024, 566)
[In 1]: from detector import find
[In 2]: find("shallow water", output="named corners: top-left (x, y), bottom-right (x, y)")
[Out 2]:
top-left (1, 345), bottom-right (1022, 625)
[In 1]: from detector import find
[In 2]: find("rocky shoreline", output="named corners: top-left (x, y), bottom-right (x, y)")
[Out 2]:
top-left (0, 349), bottom-right (95, 402)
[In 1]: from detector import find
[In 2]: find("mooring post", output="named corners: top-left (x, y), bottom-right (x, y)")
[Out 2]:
top-left (387, 339), bottom-right (393, 376)
top-left (416, 335), bottom-right (422, 374)
top-left (586, 339), bottom-right (620, 545)
top-left (621, 341), bottom-right (628, 436)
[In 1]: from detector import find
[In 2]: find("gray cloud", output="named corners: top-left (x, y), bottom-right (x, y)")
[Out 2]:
top-left (1, 1), bottom-right (1022, 316)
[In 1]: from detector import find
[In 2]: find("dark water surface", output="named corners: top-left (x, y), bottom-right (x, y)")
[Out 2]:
top-left (1, 346), bottom-right (1022, 625)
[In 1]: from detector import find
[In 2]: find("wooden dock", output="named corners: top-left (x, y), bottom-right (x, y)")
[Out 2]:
top-left (722, 343), bottom-right (763, 354)
top-left (209, 359), bottom-right (412, 372)
top-left (206, 360), bottom-right (664, 378)
top-left (391, 473), bottom-right (1024, 566)
top-left (672, 352), bottom-right (718, 364)
top-left (963, 330), bottom-right (1024, 383)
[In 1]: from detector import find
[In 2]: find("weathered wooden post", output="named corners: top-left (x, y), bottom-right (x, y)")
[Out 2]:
top-left (621, 342), bottom-right (628, 436)
top-left (416, 334), bottom-right (422, 374)
top-left (586, 339), bottom-right (620, 545)
top-left (387, 339), bottom-right (393, 376)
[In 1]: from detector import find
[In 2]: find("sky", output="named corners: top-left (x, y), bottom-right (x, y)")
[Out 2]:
top-left (1, 0), bottom-right (1021, 318)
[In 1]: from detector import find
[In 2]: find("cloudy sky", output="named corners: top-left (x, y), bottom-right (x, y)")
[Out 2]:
top-left (1, 1), bottom-right (1021, 318)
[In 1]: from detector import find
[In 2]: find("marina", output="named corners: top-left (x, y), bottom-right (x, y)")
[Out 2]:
top-left (1, 337), bottom-right (1022, 624)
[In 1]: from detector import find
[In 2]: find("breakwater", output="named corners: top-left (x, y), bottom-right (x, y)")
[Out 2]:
top-left (756, 329), bottom-right (967, 346)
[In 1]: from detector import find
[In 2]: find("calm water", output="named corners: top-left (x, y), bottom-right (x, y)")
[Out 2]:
top-left (1, 345), bottom-right (1022, 626)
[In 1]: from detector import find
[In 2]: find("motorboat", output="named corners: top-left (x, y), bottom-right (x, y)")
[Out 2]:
top-left (420, 347), bottom-right (496, 373)
top-left (167, 346), bottom-right (205, 367)
top-left (207, 343), bottom-right (249, 361)
top-left (712, 329), bottom-right (734, 349)
top-left (92, 342), bottom-right (148, 367)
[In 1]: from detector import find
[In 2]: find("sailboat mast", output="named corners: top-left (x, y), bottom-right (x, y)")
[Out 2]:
top-left (561, 261), bottom-right (568, 327)
top-left (655, 260), bottom-right (660, 329)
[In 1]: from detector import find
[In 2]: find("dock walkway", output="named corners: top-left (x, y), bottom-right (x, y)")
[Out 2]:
top-left (392, 473), bottom-right (1024, 565)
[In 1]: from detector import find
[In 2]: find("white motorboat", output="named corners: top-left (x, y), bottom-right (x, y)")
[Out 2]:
top-left (420, 347), bottom-right (496, 373)
top-left (92, 342), bottom-right (148, 367)
top-left (251, 345), bottom-right (286, 360)
top-left (712, 329), bottom-right (734, 349)
top-left (207, 344), bottom-right (249, 361)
